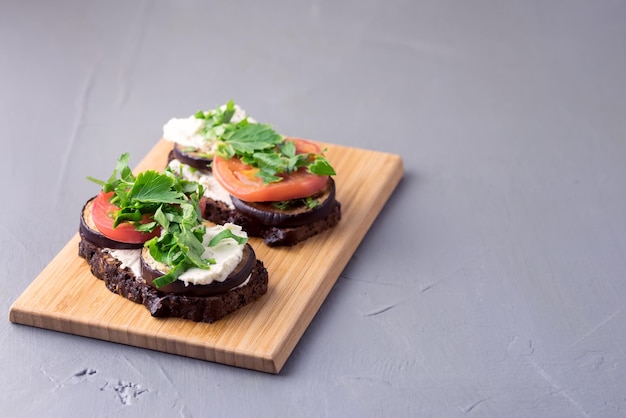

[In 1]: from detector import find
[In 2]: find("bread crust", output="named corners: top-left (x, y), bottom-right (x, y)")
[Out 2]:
top-left (204, 198), bottom-right (341, 246)
top-left (78, 232), bottom-right (268, 323)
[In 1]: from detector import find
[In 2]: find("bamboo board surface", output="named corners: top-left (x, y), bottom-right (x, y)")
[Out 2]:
top-left (9, 139), bottom-right (403, 373)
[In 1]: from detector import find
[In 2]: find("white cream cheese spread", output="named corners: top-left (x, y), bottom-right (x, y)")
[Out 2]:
top-left (107, 249), bottom-right (142, 280)
top-left (142, 223), bottom-right (248, 286)
top-left (162, 116), bottom-right (206, 150)
top-left (167, 159), bottom-right (235, 209)
top-left (178, 223), bottom-right (247, 286)
top-left (162, 104), bottom-right (254, 154)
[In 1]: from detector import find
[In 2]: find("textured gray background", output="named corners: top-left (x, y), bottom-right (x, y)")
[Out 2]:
top-left (2, 1), bottom-right (626, 417)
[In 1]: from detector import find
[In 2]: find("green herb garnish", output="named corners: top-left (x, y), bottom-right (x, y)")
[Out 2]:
top-left (191, 101), bottom-right (336, 184)
top-left (214, 123), bottom-right (336, 184)
top-left (87, 153), bottom-right (200, 230)
top-left (150, 221), bottom-right (248, 288)
top-left (305, 196), bottom-right (319, 208)
top-left (147, 199), bottom-right (212, 288)
top-left (193, 100), bottom-right (251, 142)
top-left (271, 196), bottom-right (320, 211)
top-left (272, 200), bottom-right (291, 211)
top-left (88, 153), bottom-right (237, 289)
top-left (208, 228), bottom-right (249, 247)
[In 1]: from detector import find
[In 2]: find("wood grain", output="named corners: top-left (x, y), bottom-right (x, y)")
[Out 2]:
top-left (9, 140), bottom-right (403, 373)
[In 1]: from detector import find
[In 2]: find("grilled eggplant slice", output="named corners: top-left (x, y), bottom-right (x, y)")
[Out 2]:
top-left (230, 178), bottom-right (337, 228)
top-left (80, 198), bottom-right (144, 250)
top-left (140, 244), bottom-right (257, 297)
top-left (172, 143), bottom-right (213, 171)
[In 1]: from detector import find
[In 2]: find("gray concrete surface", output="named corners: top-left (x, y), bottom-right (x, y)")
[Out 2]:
top-left (2, 0), bottom-right (626, 416)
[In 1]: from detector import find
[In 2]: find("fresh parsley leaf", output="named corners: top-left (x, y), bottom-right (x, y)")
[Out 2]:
top-left (152, 262), bottom-right (188, 288)
top-left (128, 170), bottom-right (185, 204)
top-left (221, 100), bottom-right (236, 123)
top-left (251, 151), bottom-right (286, 172)
top-left (271, 196), bottom-right (319, 210)
top-left (113, 209), bottom-right (142, 227)
top-left (205, 124), bottom-right (226, 139)
top-left (272, 200), bottom-right (291, 210)
top-left (208, 229), bottom-right (248, 247)
top-left (180, 201), bottom-right (200, 229)
top-left (153, 205), bottom-right (169, 229)
top-left (280, 141), bottom-right (296, 158)
top-left (116, 153), bottom-right (133, 182)
top-left (287, 153), bottom-right (310, 172)
top-left (255, 167), bottom-right (282, 184)
top-left (305, 196), bottom-right (319, 208)
top-left (86, 176), bottom-right (106, 187)
top-left (215, 142), bottom-right (236, 159)
top-left (194, 100), bottom-right (253, 146)
top-left (87, 152), bottom-right (204, 236)
top-left (176, 229), bottom-right (210, 266)
top-left (135, 221), bottom-right (157, 232)
top-left (308, 155), bottom-right (336, 176)
top-left (221, 123), bottom-right (282, 155)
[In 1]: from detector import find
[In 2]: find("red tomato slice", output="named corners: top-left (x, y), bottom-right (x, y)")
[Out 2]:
top-left (212, 138), bottom-right (329, 202)
top-left (91, 191), bottom-right (161, 244)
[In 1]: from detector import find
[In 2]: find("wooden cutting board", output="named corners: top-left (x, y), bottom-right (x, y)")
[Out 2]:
top-left (9, 139), bottom-right (403, 373)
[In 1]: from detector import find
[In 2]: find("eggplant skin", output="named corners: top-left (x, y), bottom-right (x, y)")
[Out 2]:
top-left (80, 198), bottom-right (144, 250)
top-left (141, 244), bottom-right (257, 296)
top-left (172, 143), bottom-right (213, 171)
top-left (204, 197), bottom-right (342, 247)
top-left (231, 178), bottom-right (338, 228)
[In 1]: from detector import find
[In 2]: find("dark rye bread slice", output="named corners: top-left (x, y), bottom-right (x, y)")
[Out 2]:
top-left (204, 198), bottom-right (341, 247)
top-left (78, 232), bottom-right (268, 323)
top-left (167, 150), bottom-right (342, 246)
